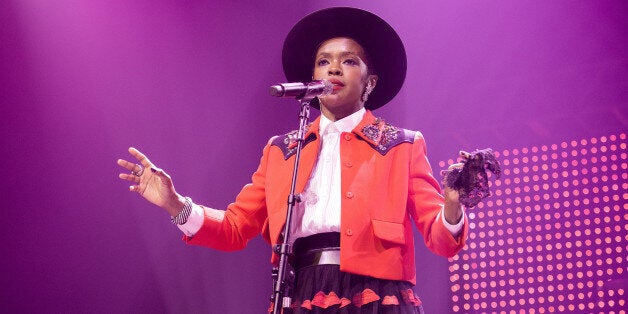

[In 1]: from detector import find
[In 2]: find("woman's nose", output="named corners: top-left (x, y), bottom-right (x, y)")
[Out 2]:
top-left (328, 61), bottom-right (342, 76)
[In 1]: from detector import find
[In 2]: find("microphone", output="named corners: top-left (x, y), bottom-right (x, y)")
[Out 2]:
top-left (269, 80), bottom-right (333, 99)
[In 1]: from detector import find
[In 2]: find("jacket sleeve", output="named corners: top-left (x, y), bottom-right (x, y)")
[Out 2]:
top-left (181, 140), bottom-right (272, 251)
top-left (406, 132), bottom-right (468, 258)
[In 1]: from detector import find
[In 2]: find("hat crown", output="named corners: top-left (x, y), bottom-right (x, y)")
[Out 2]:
top-left (282, 7), bottom-right (407, 110)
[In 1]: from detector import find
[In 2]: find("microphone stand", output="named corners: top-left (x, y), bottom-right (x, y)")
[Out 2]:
top-left (271, 96), bottom-right (313, 314)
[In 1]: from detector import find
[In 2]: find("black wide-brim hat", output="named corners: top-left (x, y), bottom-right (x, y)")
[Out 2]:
top-left (282, 7), bottom-right (407, 110)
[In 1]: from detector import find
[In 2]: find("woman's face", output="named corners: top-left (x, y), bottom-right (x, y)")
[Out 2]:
top-left (313, 37), bottom-right (377, 121)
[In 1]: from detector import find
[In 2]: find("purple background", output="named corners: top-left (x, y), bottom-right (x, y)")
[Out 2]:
top-left (1, 1), bottom-right (626, 313)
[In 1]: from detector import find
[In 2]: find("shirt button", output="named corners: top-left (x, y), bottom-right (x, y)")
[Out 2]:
top-left (346, 191), bottom-right (354, 199)
top-left (346, 228), bottom-right (353, 236)
top-left (344, 134), bottom-right (352, 141)
top-left (345, 161), bottom-right (353, 167)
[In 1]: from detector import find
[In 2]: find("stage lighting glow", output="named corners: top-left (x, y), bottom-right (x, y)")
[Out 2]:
top-left (442, 133), bottom-right (627, 313)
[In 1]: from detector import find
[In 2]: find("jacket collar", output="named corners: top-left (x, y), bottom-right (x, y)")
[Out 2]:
top-left (303, 110), bottom-right (389, 146)
top-left (277, 109), bottom-right (413, 158)
top-left (304, 108), bottom-right (366, 140)
top-left (353, 110), bottom-right (382, 146)
top-left (354, 110), bottom-right (416, 156)
top-left (320, 107), bottom-right (366, 136)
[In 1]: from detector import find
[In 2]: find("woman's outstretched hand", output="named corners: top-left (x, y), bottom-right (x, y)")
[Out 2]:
top-left (441, 151), bottom-right (471, 224)
top-left (117, 147), bottom-right (185, 217)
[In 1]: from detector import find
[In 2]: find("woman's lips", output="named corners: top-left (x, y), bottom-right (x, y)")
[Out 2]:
top-left (329, 79), bottom-right (344, 91)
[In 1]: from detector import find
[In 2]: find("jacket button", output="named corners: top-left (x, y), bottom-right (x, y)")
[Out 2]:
top-left (346, 191), bottom-right (354, 199)
top-left (346, 228), bottom-right (353, 236)
top-left (344, 134), bottom-right (352, 141)
top-left (345, 161), bottom-right (352, 167)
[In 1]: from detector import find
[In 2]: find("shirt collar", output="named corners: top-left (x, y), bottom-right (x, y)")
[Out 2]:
top-left (319, 107), bottom-right (366, 135)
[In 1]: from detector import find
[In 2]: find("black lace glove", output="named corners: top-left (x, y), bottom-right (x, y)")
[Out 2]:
top-left (441, 148), bottom-right (501, 208)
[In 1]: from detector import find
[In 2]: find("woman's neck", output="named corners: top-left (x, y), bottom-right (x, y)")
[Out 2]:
top-left (320, 103), bottom-right (364, 122)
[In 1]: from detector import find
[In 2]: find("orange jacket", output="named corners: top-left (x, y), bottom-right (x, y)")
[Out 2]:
top-left (184, 110), bottom-right (467, 284)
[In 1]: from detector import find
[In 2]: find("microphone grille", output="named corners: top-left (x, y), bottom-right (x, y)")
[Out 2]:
top-left (269, 85), bottom-right (283, 97)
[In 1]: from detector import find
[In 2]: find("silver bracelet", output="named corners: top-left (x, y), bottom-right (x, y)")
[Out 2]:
top-left (170, 197), bottom-right (193, 225)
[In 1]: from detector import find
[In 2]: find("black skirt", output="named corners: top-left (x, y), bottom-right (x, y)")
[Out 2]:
top-left (288, 264), bottom-right (425, 314)
top-left (271, 233), bottom-right (425, 314)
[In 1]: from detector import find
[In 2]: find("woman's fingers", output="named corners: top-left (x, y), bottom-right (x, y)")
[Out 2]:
top-left (118, 172), bottom-right (140, 183)
top-left (129, 147), bottom-right (153, 168)
top-left (448, 162), bottom-right (464, 171)
top-left (117, 158), bottom-right (137, 172)
top-left (118, 148), bottom-right (153, 179)
top-left (118, 148), bottom-right (173, 201)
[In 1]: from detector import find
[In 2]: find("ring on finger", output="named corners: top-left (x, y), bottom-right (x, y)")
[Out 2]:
top-left (132, 164), bottom-right (144, 177)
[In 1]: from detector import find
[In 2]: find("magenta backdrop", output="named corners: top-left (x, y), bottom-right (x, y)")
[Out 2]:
top-left (1, 1), bottom-right (626, 313)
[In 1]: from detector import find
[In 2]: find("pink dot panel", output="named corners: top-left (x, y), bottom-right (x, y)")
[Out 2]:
top-left (447, 133), bottom-right (627, 313)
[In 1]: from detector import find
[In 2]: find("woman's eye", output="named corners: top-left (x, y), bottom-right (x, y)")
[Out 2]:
top-left (316, 59), bottom-right (329, 66)
top-left (343, 59), bottom-right (358, 65)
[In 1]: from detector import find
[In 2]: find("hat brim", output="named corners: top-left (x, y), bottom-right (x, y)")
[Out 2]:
top-left (282, 7), bottom-right (407, 110)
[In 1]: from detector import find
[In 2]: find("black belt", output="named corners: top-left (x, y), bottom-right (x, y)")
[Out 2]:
top-left (291, 232), bottom-right (341, 271)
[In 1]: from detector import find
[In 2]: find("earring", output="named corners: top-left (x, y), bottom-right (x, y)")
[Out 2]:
top-left (362, 82), bottom-right (374, 103)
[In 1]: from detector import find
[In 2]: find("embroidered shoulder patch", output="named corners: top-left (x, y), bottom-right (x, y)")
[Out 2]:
top-left (270, 125), bottom-right (317, 160)
top-left (359, 118), bottom-right (416, 155)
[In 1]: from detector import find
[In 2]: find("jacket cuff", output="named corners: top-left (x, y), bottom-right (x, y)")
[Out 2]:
top-left (438, 207), bottom-right (465, 237)
top-left (176, 203), bottom-right (204, 237)
top-left (181, 205), bottom-right (225, 245)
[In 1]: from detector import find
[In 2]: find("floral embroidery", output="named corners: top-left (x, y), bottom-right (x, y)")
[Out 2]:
top-left (361, 121), bottom-right (381, 142)
top-left (272, 123), bottom-right (316, 160)
top-left (360, 117), bottom-right (414, 155)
